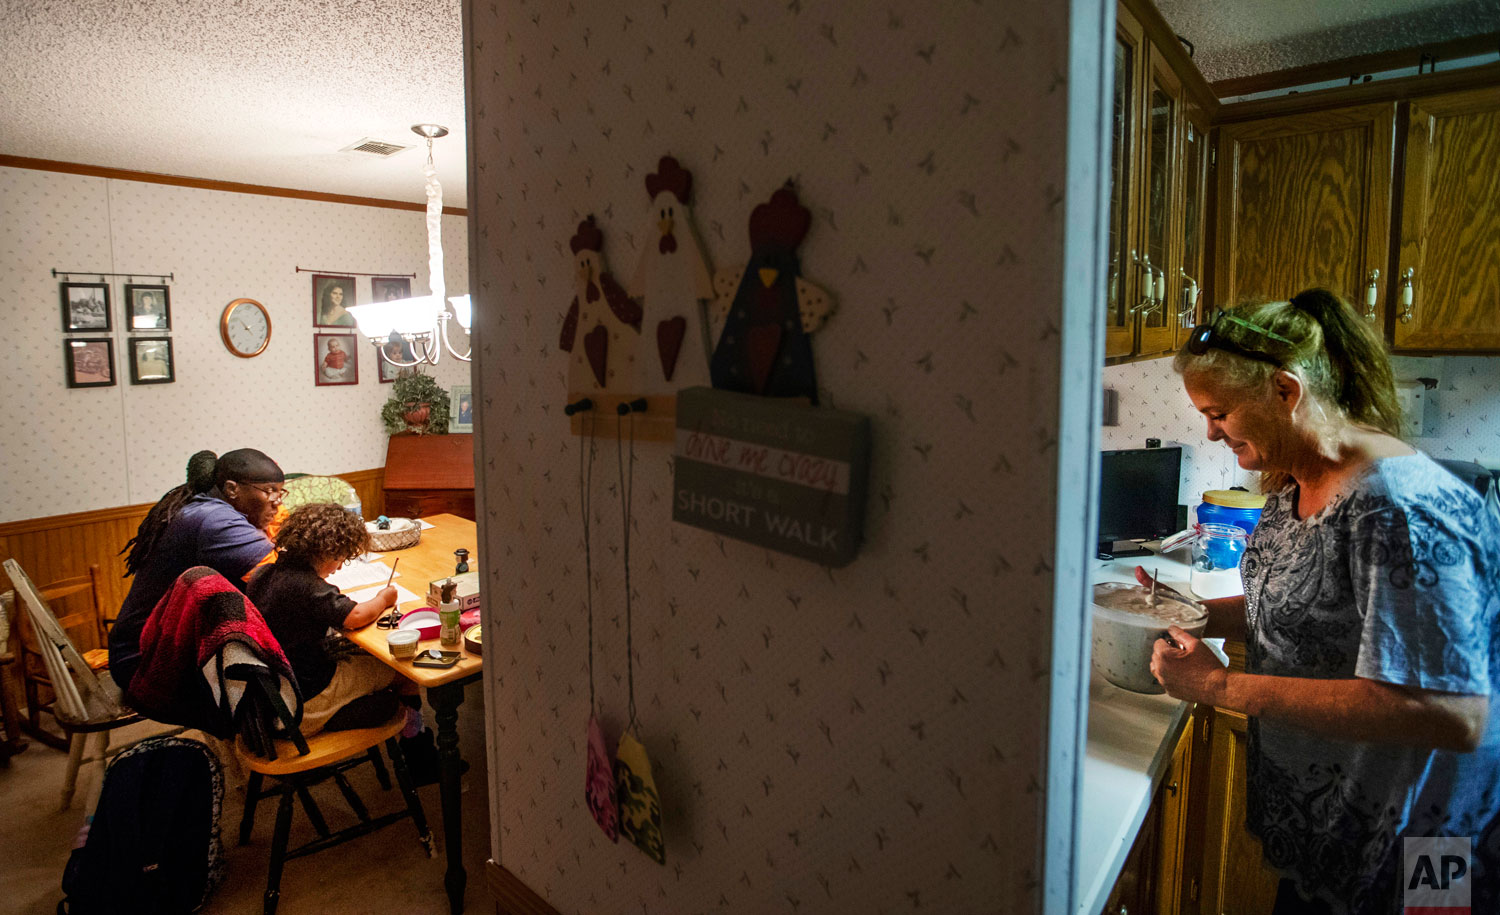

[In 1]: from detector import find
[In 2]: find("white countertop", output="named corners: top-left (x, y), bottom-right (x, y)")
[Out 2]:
top-left (1074, 551), bottom-right (1227, 915)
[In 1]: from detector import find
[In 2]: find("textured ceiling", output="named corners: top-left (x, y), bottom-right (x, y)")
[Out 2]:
top-left (0, 0), bottom-right (466, 204)
top-left (1156, 0), bottom-right (1500, 83)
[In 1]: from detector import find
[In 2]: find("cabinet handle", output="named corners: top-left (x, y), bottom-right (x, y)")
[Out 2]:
top-left (1167, 780), bottom-right (1179, 796)
top-left (1130, 258), bottom-right (1156, 315)
top-left (1364, 268), bottom-right (1380, 322)
top-left (1178, 270), bottom-right (1200, 325)
top-left (1399, 267), bottom-right (1416, 324)
top-left (1118, 905), bottom-right (1128, 915)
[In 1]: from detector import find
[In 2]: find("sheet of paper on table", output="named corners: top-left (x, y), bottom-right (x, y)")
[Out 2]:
top-left (327, 559), bottom-right (400, 590)
top-left (417, 519), bottom-right (435, 530)
top-left (344, 583), bottom-right (423, 605)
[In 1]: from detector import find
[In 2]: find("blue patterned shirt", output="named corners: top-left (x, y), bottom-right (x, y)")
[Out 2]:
top-left (1240, 453), bottom-right (1500, 914)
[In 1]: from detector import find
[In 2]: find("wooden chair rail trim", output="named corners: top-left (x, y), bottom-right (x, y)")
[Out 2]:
top-left (0, 156), bottom-right (468, 217)
top-left (0, 468), bottom-right (385, 538)
top-left (485, 859), bottom-right (563, 915)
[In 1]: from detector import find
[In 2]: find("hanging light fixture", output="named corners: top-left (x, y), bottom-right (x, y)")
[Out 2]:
top-left (347, 124), bottom-right (472, 365)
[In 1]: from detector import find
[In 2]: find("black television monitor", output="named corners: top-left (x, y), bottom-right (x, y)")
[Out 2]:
top-left (1097, 446), bottom-right (1182, 558)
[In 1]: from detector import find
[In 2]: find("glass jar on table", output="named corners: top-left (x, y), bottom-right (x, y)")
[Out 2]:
top-left (1189, 522), bottom-right (1248, 599)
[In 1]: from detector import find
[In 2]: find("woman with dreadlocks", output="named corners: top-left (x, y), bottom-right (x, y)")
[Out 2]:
top-left (109, 448), bottom-right (286, 692)
top-left (119, 450), bottom-right (219, 577)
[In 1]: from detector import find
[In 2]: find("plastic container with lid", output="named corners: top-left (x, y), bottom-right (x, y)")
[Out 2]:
top-left (1196, 489), bottom-right (1267, 539)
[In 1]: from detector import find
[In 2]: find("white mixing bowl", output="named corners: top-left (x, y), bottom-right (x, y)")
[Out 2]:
top-left (1091, 581), bottom-right (1208, 694)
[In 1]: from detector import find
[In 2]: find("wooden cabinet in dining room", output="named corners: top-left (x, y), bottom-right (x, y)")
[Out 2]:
top-left (1391, 86), bottom-right (1500, 352)
top-left (1215, 105), bottom-right (1395, 319)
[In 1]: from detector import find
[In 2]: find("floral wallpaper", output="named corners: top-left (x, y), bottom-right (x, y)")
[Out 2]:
top-left (466, 0), bottom-right (1083, 912)
top-left (0, 165), bottom-right (471, 523)
top-left (1104, 355), bottom-right (1500, 516)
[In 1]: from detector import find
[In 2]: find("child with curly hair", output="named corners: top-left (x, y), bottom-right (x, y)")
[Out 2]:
top-left (247, 503), bottom-right (400, 734)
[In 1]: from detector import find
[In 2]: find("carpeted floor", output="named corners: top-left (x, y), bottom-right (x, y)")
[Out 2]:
top-left (0, 680), bottom-right (491, 915)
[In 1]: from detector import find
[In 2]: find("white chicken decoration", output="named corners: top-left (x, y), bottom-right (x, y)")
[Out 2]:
top-left (559, 215), bottom-right (643, 396)
top-left (626, 155), bottom-right (715, 395)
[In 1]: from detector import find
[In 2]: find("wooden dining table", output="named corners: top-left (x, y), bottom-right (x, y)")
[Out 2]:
top-left (341, 513), bottom-right (481, 915)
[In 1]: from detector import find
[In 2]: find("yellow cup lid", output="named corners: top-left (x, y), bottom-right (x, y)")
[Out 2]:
top-left (1203, 489), bottom-right (1267, 509)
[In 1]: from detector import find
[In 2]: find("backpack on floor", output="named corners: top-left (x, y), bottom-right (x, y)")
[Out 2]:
top-left (57, 736), bottom-right (225, 915)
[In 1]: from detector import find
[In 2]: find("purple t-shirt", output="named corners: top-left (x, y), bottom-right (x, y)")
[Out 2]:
top-left (109, 490), bottom-right (272, 688)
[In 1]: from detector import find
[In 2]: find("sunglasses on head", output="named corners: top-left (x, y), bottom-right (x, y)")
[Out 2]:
top-left (1186, 311), bottom-right (1297, 366)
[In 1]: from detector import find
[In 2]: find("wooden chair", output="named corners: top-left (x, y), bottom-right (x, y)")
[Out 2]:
top-left (0, 592), bottom-right (27, 764)
top-left (3, 559), bottom-right (158, 809)
top-left (11, 563), bottom-right (109, 749)
top-left (234, 685), bottom-right (434, 915)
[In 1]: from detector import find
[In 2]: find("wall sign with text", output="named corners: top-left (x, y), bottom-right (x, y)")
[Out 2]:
top-left (673, 386), bottom-right (870, 567)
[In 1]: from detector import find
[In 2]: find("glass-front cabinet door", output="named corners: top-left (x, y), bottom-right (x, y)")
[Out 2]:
top-left (1175, 111), bottom-right (1210, 349)
top-left (1136, 46), bottom-right (1181, 357)
top-left (1105, 5), bottom-right (1145, 359)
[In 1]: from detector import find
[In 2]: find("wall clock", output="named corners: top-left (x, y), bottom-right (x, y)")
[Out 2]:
top-left (221, 298), bottom-right (271, 358)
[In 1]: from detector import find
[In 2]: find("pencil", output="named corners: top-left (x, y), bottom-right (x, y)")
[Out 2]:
top-left (385, 557), bottom-right (400, 589)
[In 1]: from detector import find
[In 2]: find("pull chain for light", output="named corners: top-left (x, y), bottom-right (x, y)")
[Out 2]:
top-left (580, 419), bottom-right (597, 713)
top-left (616, 409), bottom-right (638, 731)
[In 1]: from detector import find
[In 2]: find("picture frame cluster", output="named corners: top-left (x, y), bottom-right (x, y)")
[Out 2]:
top-left (59, 280), bottom-right (175, 388)
top-left (310, 273), bottom-right (414, 385)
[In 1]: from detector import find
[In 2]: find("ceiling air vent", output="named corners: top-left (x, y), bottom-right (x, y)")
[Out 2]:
top-left (340, 138), bottom-right (411, 157)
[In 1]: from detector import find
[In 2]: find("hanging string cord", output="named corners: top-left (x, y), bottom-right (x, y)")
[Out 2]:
top-left (616, 410), bottom-right (638, 730)
top-left (581, 420), bottom-right (596, 712)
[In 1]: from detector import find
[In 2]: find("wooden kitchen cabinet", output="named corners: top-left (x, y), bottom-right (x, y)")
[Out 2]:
top-left (1195, 707), bottom-right (1280, 915)
top-left (1100, 718), bottom-right (1196, 915)
top-left (1391, 86), bottom-right (1500, 352)
top-left (1136, 45), bottom-right (1185, 358)
top-left (1173, 112), bottom-right (1211, 349)
top-left (1104, 0), bottom-right (1210, 364)
top-left (1215, 104), bottom-right (1395, 320)
top-left (1105, 3), bottom-right (1147, 360)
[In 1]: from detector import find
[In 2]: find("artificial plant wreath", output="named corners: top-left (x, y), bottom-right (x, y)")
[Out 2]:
top-left (381, 369), bottom-right (452, 435)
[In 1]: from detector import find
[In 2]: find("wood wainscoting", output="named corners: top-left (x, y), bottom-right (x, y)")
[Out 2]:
top-left (0, 468), bottom-right (383, 704)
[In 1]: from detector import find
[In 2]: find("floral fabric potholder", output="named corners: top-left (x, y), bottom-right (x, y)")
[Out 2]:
top-left (585, 715), bottom-right (619, 841)
top-left (613, 731), bottom-right (665, 864)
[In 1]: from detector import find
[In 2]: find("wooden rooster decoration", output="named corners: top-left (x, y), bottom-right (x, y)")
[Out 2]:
top-left (710, 183), bottom-right (833, 403)
top-left (559, 215), bottom-right (642, 395)
top-left (627, 155), bottom-right (714, 394)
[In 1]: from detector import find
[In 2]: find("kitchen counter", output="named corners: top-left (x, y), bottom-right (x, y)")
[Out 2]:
top-left (1075, 551), bottom-right (1227, 915)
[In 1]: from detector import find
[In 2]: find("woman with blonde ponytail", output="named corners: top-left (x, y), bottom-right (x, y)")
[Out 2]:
top-left (1134, 289), bottom-right (1499, 914)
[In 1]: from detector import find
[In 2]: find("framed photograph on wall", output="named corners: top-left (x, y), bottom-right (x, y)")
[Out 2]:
top-left (125, 284), bottom-right (171, 331)
top-left (64, 338), bottom-right (115, 388)
top-left (128, 337), bottom-right (174, 384)
top-left (371, 276), bottom-right (412, 303)
top-left (61, 282), bottom-right (111, 332)
top-left (450, 383), bottom-right (473, 432)
top-left (378, 333), bottom-right (417, 383)
top-left (312, 274), bottom-right (357, 328)
top-left (314, 332), bottom-right (359, 386)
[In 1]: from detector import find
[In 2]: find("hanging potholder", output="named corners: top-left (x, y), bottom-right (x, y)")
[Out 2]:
top-left (614, 731), bottom-right (665, 864)
top-left (585, 714), bottom-right (619, 841)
